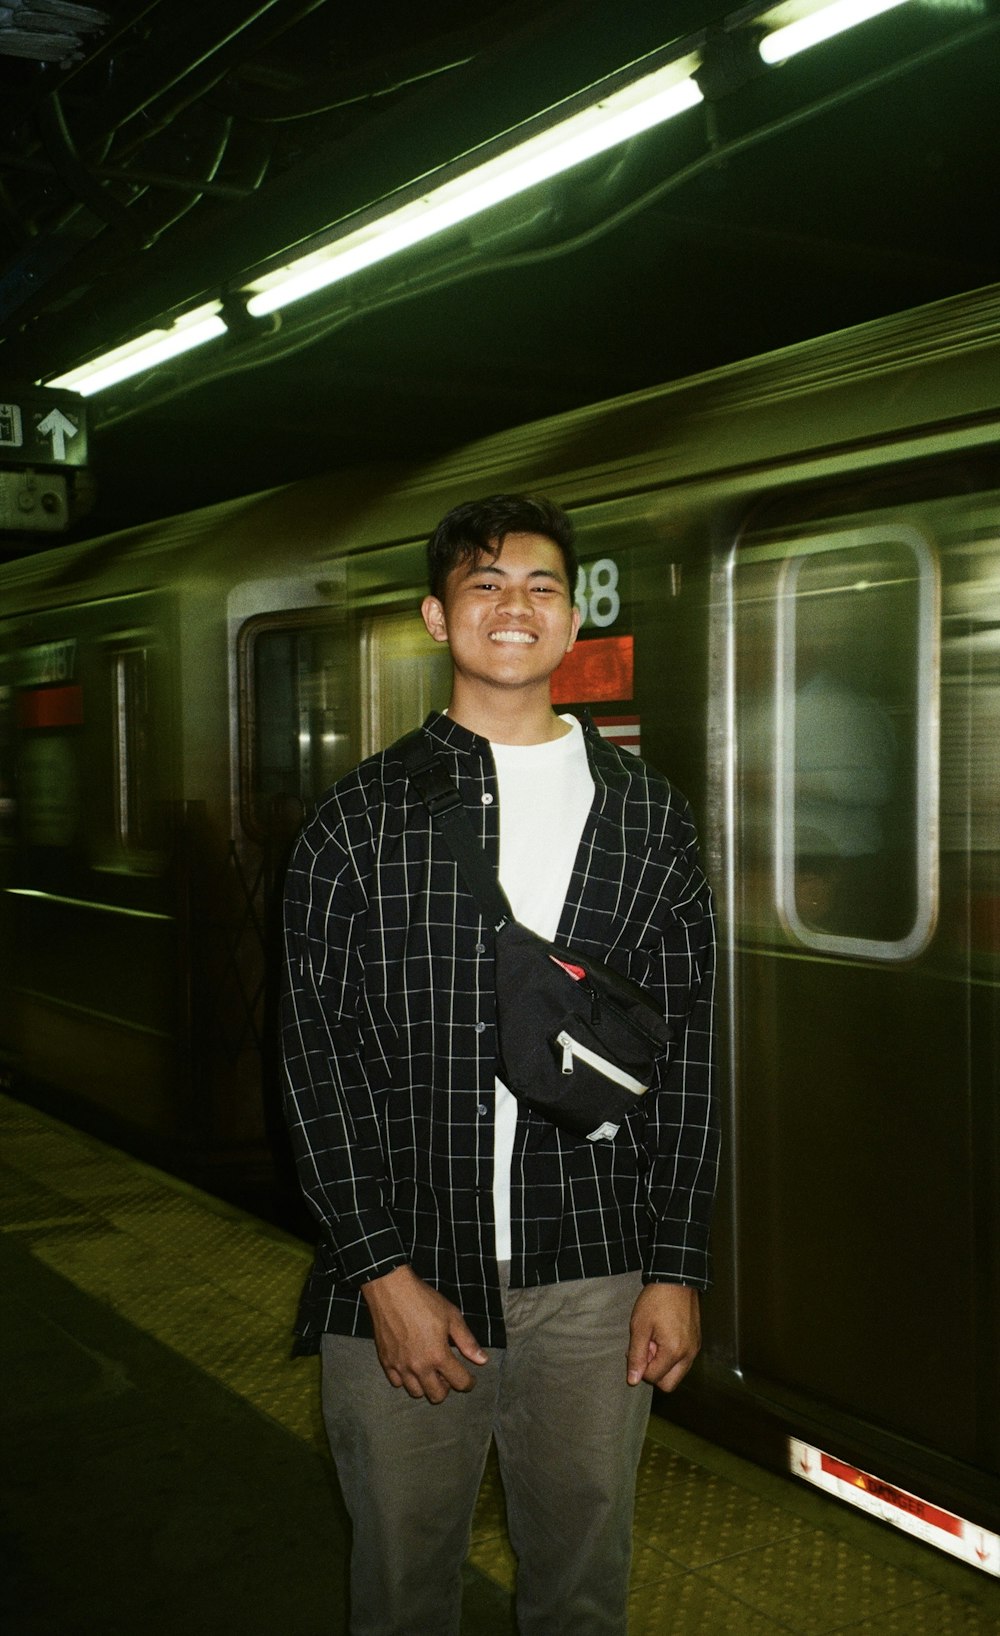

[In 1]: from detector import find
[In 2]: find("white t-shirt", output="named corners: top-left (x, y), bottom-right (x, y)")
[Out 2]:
top-left (490, 715), bottom-right (594, 1259)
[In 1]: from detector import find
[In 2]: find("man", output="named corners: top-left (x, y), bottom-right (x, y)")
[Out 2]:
top-left (281, 494), bottom-right (718, 1635)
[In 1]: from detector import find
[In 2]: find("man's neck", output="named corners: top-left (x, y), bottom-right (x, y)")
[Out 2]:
top-left (444, 684), bottom-right (571, 746)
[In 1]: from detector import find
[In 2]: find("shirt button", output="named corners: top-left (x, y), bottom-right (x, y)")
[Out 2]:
top-left (481, 792), bottom-right (494, 804)
top-left (475, 942), bottom-right (486, 954)
top-left (477, 1104), bottom-right (488, 1116)
top-left (474, 1021), bottom-right (486, 1033)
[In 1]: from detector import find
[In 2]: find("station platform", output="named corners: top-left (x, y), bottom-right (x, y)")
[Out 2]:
top-left (3, 1091), bottom-right (999, 1636)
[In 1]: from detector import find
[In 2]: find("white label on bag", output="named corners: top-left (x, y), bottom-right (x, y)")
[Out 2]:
top-left (586, 1121), bottom-right (621, 1143)
top-left (555, 1031), bottom-right (647, 1096)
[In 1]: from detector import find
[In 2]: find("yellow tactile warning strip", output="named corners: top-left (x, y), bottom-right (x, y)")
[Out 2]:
top-left (468, 1450), bottom-right (517, 1589)
top-left (3, 1093), bottom-right (1000, 1635)
top-left (0, 1100), bottom-right (321, 1443)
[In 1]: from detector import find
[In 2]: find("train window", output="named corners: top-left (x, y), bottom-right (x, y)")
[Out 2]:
top-left (775, 527), bottom-right (937, 959)
top-left (940, 528), bottom-right (1000, 968)
top-left (241, 614), bottom-right (354, 839)
top-left (0, 668), bottom-right (14, 845)
top-left (110, 644), bottom-right (165, 860)
top-left (361, 608), bottom-right (452, 757)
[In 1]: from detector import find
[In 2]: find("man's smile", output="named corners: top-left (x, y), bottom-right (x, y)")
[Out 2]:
top-left (489, 630), bottom-right (537, 644)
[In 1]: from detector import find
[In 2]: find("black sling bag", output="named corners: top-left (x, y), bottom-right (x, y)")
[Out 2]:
top-left (397, 730), bottom-right (674, 1142)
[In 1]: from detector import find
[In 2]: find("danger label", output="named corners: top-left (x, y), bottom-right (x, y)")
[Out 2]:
top-left (789, 1439), bottom-right (999, 1577)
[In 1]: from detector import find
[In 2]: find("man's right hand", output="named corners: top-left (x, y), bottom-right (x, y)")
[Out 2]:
top-left (361, 1264), bottom-right (488, 1402)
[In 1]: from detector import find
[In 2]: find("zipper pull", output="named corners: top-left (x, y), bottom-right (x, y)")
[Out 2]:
top-left (590, 986), bottom-right (601, 1024)
top-left (558, 1033), bottom-right (574, 1075)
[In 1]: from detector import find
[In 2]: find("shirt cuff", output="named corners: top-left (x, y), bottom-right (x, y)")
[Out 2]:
top-left (323, 1215), bottom-right (409, 1288)
top-left (643, 1223), bottom-right (713, 1290)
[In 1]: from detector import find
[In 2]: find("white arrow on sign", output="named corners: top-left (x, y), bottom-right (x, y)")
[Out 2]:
top-left (37, 408), bottom-right (79, 462)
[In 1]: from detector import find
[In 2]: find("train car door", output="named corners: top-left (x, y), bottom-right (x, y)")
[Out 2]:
top-left (727, 477), bottom-right (999, 1511)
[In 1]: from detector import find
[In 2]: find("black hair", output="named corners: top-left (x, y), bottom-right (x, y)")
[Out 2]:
top-left (426, 494), bottom-right (578, 600)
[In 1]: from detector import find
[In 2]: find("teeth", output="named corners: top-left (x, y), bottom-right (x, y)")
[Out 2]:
top-left (490, 631), bottom-right (536, 644)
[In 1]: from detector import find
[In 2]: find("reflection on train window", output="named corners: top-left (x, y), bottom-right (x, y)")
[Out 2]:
top-left (0, 674), bottom-right (14, 844)
top-left (940, 533), bottom-right (1000, 967)
top-left (112, 647), bottom-right (163, 856)
top-left (243, 618), bottom-right (353, 839)
top-left (778, 529), bottom-right (937, 960)
top-left (361, 608), bottom-right (452, 756)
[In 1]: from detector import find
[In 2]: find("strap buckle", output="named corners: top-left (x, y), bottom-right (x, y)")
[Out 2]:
top-left (398, 730), bottom-right (465, 816)
top-left (418, 762), bottom-right (465, 818)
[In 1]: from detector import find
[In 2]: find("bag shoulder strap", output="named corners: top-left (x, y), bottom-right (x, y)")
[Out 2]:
top-left (395, 730), bottom-right (512, 932)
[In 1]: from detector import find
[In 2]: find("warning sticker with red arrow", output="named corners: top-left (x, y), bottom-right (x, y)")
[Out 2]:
top-left (788, 1439), bottom-right (999, 1576)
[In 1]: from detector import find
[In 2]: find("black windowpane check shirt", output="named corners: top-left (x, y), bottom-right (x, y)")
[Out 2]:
top-left (281, 711), bottom-right (719, 1351)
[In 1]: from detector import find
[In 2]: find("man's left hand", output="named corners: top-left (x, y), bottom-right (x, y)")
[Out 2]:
top-left (626, 1283), bottom-right (701, 1393)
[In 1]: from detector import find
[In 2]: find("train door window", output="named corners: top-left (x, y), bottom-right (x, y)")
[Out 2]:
top-left (778, 529), bottom-right (937, 958)
top-left (941, 526), bottom-right (1000, 971)
top-left (0, 658), bottom-right (14, 846)
top-left (241, 614), bottom-right (354, 839)
top-left (360, 608), bottom-right (452, 757)
top-left (109, 642), bottom-right (165, 862)
top-left (737, 524), bottom-right (938, 962)
top-left (113, 649), bottom-right (146, 850)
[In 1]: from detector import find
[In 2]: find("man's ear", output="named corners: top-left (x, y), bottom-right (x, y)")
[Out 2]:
top-left (565, 605), bottom-right (581, 653)
top-left (421, 595), bottom-right (448, 644)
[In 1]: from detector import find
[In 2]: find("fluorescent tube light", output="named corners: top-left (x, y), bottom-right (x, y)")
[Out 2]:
top-left (46, 301), bottom-right (227, 396)
top-left (759, 0), bottom-right (912, 64)
top-left (245, 61), bottom-right (703, 318)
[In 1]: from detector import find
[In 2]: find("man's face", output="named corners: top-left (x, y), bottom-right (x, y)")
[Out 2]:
top-left (421, 532), bottom-right (580, 696)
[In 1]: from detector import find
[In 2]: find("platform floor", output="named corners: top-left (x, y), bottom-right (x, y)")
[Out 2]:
top-left (3, 1092), bottom-right (999, 1636)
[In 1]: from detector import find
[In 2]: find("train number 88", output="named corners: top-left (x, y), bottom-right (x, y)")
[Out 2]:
top-left (575, 558), bottom-right (621, 628)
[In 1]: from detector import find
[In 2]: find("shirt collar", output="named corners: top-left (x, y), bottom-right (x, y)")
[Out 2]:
top-left (421, 710), bottom-right (489, 757)
top-left (422, 707), bottom-right (603, 756)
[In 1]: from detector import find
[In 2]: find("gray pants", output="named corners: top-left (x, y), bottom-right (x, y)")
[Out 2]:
top-left (321, 1268), bottom-right (652, 1636)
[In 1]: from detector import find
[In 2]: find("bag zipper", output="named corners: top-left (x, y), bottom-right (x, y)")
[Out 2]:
top-left (547, 950), bottom-right (668, 1046)
top-left (587, 985), bottom-right (669, 1046)
top-left (555, 1031), bottom-right (648, 1096)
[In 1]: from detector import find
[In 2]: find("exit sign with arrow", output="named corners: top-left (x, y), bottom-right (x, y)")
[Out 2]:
top-left (0, 387), bottom-right (87, 468)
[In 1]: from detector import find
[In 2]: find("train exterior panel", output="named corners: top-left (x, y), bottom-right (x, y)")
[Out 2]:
top-left (1, 282), bottom-right (998, 1554)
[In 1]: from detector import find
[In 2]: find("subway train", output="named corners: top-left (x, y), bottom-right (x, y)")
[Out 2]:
top-left (2, 279), bottom-right (998, 1567)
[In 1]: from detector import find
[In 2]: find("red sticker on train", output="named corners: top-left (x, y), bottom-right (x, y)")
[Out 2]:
top-left (819, 1454), bottom-right (963, 1537)
top-left (550, 635), bottom-right (633, 705)
top-left (17, 685), bottom-right (84, 729)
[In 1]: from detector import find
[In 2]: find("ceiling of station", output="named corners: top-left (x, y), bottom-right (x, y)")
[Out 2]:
top-left (1, 0), bottom-right (998, 543)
